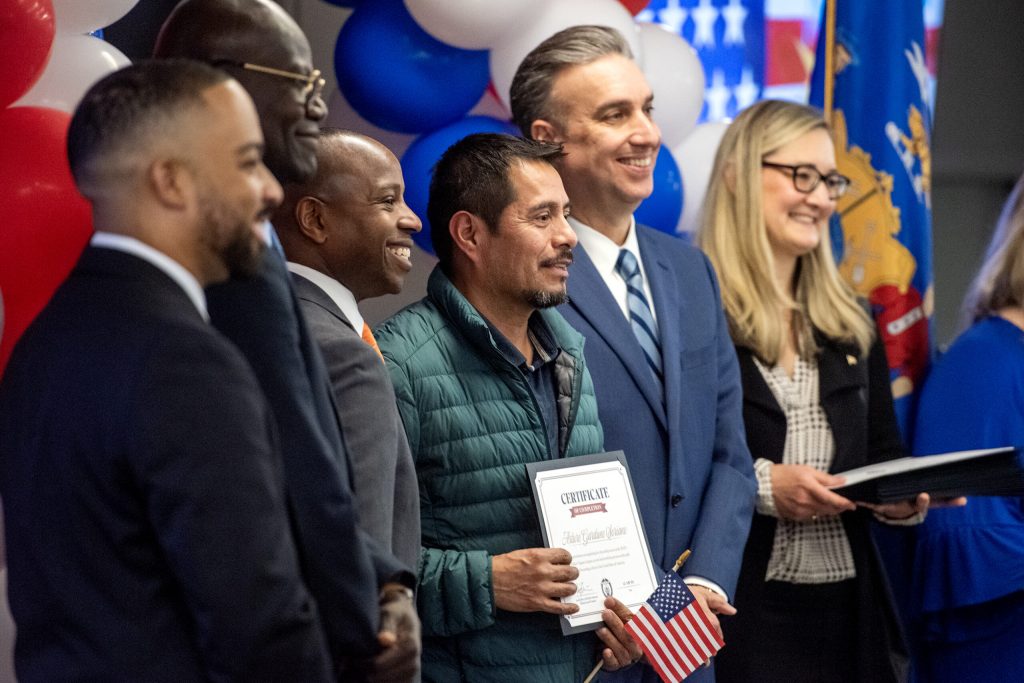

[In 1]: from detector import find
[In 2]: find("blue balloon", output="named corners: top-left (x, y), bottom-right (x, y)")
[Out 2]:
top-left (334, 0), bottom-right (490, 134)
top-left (401, 116), bottom-right (519, 255)
top-left (635, 145), bottom-right (684, 236)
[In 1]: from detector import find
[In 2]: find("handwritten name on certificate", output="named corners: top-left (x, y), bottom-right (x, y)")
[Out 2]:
top-left (526, 451), bottom-right (659, 635)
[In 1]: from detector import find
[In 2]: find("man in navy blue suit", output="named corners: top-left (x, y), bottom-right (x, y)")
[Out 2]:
top-left (154, 1), bottom-right (417, 679)
top-left (511, 25), bottom-right (757, 680)
top-left (0, 60), bottom-right (331, 681)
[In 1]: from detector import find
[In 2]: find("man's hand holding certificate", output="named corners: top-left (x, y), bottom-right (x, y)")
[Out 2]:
top-left (526, 452), bottom-right (660, 635)
top-left (492, 547), bottom-right (580, 616)
top-left (490, 543), bottom-right (644, 671)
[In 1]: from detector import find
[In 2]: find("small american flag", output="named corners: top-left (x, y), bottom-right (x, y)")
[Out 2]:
top-left (624, 572), bottom-right (724, 683)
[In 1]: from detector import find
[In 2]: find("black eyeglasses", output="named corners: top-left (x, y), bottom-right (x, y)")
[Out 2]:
top-left (762, 161), bottom-right (851, 200)
top-left (211, 59), bottom-right (325, 109)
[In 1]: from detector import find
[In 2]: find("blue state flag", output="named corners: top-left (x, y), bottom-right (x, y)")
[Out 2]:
top-left (809, 0), bottom-right (934, 437)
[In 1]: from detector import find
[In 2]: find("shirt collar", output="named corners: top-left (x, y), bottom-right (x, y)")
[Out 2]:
top-left (90, 231), bottom-right (208, 321)
top-left (286, 262), bottom-right (363, 331)
top-left (569, 215), bottom-right (642, 274)
top-left (485, 312), bottom-right (562, 370)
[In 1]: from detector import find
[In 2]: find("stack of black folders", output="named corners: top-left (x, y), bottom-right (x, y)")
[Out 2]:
top-left (831, 446), bottom-right (1024, 503)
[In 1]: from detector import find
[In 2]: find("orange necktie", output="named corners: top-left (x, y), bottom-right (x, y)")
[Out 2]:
top-left (361, 322), bottom-right (384, 362)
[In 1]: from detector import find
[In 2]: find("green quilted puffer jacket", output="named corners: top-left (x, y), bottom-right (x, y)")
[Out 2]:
top-left (376, 267), bottom-right (605, 683)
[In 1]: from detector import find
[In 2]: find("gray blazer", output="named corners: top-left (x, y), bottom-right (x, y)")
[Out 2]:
top-left (291, 272), bottom-right (421, 571)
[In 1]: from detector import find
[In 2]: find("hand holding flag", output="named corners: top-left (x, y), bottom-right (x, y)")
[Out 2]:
top-left (623, 571), bottom-right (724, 683)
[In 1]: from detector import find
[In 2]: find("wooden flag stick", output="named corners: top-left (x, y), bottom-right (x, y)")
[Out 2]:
top-left (823, 0), bottom-right (838, 124)
top-left (582, 659), bottom-right (604, 683)
top-left (672, 549), bottom-right (692, 573)
top-left (582, 550), bottom-right (694, 682)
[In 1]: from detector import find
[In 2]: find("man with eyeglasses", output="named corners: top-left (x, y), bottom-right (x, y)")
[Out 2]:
top-left (154, 2), bottom-right (418, 680)
top-left (510, 26), bottom-right (757, 682)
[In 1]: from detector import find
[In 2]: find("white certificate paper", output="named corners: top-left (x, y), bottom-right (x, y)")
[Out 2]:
top-left (526, 451), bottom-right (659, 635)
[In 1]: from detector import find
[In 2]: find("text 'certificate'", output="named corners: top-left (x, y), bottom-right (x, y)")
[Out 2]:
top-left (526, 451), bottom-right (659, 635)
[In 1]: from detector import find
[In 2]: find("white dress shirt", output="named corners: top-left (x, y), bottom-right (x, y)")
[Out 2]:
top-left (569, 215), bottom-right (658, 326)
top-left (91, 231), bottom-right (208, 321)
top-left (286, 262), bottom-right (362, 331)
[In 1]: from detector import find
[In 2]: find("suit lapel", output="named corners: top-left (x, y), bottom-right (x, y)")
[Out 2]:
top-left (817, 339), bottom-right (868, 474)
top-left (567, 243), bottom-right (667, 428)
top-left (735, 346), bottom-right (784, 415)
top-left (289, 271), bottom-right (357, 332)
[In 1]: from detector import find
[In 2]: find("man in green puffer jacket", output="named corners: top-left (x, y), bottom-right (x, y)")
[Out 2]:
top-left (376, 134), bottom-right (644, 682)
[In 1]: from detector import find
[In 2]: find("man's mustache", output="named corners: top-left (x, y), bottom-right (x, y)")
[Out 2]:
top-left (540, 247), bottom-right (574, 268)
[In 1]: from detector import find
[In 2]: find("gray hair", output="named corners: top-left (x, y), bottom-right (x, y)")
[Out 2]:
top-left (509, 25), bottom-right (633, 137)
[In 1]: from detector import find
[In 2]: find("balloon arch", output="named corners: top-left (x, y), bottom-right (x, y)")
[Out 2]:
top-left (328, 0), bottom-right (727, 253)
top-left (0, 0), bottom-right (136, 376)
top-left (0, 0), bottom-right (731, 374)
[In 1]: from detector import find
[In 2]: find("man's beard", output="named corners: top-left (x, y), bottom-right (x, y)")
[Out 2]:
top-left (525, 287), bottom-right (568, 309)
top-left (525, 247), bottom-right (573, 308)
top-left (221, 226), bottom-right (265, 279)
top-left (199, 197), bottom-right (266, 280)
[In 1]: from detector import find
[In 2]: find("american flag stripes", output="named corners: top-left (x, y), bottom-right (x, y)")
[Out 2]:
top-left (624, 572), bottom-right (724, 683)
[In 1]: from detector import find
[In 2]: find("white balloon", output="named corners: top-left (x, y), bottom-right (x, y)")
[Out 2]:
top-left (404, 0), bottom-right (548, 51)
top-left (489, 0), bottom-right (641, 112)
top-left (637, 23), bottom-right (705, 148)
top-left (672, 122), bottom-right (729, 235)
top-left (53, 0), bottom-right (140, 34)
top-left (14, 35), bottom-right (131, 113)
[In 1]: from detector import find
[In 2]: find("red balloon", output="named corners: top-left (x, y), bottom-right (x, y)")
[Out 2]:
top-left (619, 0), bottom-right (650, 15)
top-left (0, 0), bottom-right (56, 108)
top-left (0, 107), bottom-right (92, 376)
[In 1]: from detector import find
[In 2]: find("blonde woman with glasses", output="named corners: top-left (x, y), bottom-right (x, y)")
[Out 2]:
top-left (697, 100), bottom-right (930, 682)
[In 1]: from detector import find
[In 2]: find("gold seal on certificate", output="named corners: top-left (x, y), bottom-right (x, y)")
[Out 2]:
top-left (526, 451), bottom-right (659, 635)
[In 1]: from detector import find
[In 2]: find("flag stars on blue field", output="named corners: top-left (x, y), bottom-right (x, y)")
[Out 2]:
top-left (722, 0), bottom-right (749, 45)
top-left (691, 0), bottom-right (718, 47)
top-left (637, 0), bottom-right (764, 122)
top-left (650, 573), bottom-right (695, 620)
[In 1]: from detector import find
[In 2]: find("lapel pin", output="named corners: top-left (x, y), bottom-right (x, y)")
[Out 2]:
top-left (846, 354), bottom-right (857, 366)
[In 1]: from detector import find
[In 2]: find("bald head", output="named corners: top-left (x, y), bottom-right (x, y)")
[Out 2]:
top-left (277, 129), bottom-right (421, 301)
top-left (291, 131), bottom-right (388, 200)
top-left (155, 0), bottom-right (299, 63)
top-left (154, 0), bottom-right (327, 184)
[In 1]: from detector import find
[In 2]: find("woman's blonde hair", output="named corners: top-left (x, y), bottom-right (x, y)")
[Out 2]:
top-left (962, 172), bottom-right (1024, 326)
top-left (696, 99), bottom-right (873, 364)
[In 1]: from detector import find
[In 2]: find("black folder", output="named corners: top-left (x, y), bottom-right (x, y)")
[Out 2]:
top-left (831, 446), bottom-right (1024, 503)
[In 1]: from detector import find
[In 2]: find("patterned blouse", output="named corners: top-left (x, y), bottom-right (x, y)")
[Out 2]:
top-left (753, 356), bottom-right (856, 584)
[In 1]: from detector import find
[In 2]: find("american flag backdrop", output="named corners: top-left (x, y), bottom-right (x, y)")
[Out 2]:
top-left (624, 572), bottom-right (724, 683)
top-left (636, 0), bottom-right (942, 122)
top-left (637, 0), bottom-right (765, 122)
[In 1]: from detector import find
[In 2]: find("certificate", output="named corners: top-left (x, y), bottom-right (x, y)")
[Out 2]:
top-left (526, 451), bottom-right (659, 635)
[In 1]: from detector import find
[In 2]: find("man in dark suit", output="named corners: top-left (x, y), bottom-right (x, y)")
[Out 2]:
top-left (275, 129), bottom-right (422, 680)
top-left (154, 2), bottom-right (417, 678)
top-left (510, 26), bottom-right (757, 681)
top-left (0, 60), bottom-right (331, 681)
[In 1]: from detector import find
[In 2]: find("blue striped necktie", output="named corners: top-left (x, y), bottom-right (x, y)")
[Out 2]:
top-left (615, 249), bottom-right (662, 382)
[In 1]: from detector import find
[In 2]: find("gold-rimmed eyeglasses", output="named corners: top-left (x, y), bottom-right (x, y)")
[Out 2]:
top-left (762, 161), bottom-right (851, 200)
top-left (212, 60), bottom-right (325, 109)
